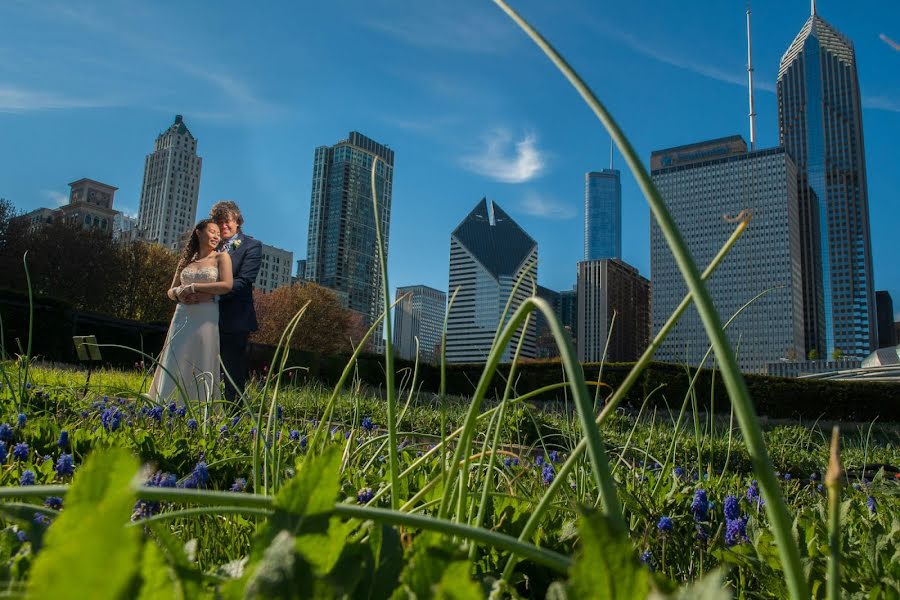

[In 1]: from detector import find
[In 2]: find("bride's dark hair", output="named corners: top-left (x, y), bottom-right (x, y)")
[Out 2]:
top-left (177, 219), bottom-right (216, 273)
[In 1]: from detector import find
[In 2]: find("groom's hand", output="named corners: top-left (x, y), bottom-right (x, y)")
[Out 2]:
top-left (183, 292), bottom-right (214, 304)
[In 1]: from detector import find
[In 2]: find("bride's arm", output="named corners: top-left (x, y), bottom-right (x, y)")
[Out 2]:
top-left (166, 269), bottom-right (185, 302)
top-left (188, 253), bottom-right (234, 295)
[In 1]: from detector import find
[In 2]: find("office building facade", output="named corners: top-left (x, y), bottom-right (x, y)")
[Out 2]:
top-left (650, 136), bottom-right (805, 372)
top-left (585, 169), bottom-right (622, 260)
top-left (393, 285), bottom-right (447, 363)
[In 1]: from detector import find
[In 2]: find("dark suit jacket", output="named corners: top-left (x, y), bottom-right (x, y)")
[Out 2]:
top-left (219, 232), bottom-right (262, 333)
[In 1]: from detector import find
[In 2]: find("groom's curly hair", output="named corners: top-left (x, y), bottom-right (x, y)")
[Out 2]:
top-left (210, 200), bottom-right (244, 227)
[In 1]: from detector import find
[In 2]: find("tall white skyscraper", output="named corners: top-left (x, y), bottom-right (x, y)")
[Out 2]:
top-left (138, 115), bottom-right (202, 250)
top-left (446, 198), bottom-right (537, 364)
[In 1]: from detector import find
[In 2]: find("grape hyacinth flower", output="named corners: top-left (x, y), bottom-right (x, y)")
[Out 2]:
top-left (535, 455), bottom-right (545, 467)
top-left (16, 531), bottom-right (26, 543)
top-left (231, 414), bottom-right (241, 428)
top-left (866, 496), bottom-right (877, 514)
top-left (187, 419), bottom-right (198, 431)
top-left (33, 513), bottom-right (51, 527)
top-left (17, 413), bottom-right (26, 428)
top-left (12, 443), bottom-right (29, 461)
top-left (133, 471), bottom-right (177, 520)
top-left (300, 435), bottom-right (308, 450)
top-left (723, 495), bottom-right (740, 520)
top-left (548, 450), bottom-right (559, 463)
top-left (690, 489), bottom-right (709, 522)
top-left (0, 423), bottom-right (12, 441)
top-left (725, 515), bottom-right (749, 547)
top-left (541, 463), bottom-right (555, 485)
top-left (230, 478), bottom-right (247, 493)
top-left (57, 430), bottom-right (69, 449)
top-left (657, 516), bottom-right (673, 533)
top-left (361, 417), bottom-right (374, 432)
top-left (219, 424), bottom-right (229, 437)
top-left (55, 454), bottom-right (75, 477)
top-left (783, 473), bottom-right (792, 481)
top-left (0, 441), bottom-right (7, 464)
top-left (503, 456), bottom-right (520, 468)
top-left (147, 406), bottom-right (164, 423)
top-left (747, 481), bottom-right (764, 509)
top-left (20, 470), bottom-right (36, 486)
top-left (44, 497), bottom-right (63, 511)
top-left (674, 466), bottom-right (686, 478)
top-left (289, 429), bottom-right (300, 441)
top-left (357, 487), bottom-right (375, 504)
top-left (101, 408), bottom-right (121, 432)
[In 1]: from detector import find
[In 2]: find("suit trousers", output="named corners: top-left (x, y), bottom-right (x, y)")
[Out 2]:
top-left (220, 331), bottom-right (249, 403)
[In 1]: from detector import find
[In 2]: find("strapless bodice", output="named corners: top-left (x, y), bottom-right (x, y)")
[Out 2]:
top-left (181, 264), bottom-right (219, 285)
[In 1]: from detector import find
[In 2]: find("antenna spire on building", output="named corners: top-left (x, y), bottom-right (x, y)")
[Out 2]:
top-left (746, 1), bottom-right (757, 151)
top-left (811, 0), bottom-right (816, 16)
top-left (609, 138), bottom-right (614, 170)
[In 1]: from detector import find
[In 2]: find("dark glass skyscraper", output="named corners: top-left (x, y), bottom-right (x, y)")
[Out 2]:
top-left (584, 169), bottom-right (621, 260)
top-left (305, 132), bottom-right (394, 343)
top-left (777, 5), bottom-right (876, 358)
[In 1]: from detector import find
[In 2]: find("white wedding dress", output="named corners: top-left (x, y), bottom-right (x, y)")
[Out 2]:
top-left (149, 263), bottom-right (221, 403)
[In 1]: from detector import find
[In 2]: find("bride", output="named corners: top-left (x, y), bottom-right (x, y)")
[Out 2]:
top-left (149, 219), bottom-right (233, 403)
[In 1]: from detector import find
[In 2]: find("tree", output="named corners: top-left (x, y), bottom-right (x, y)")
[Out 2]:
top-left (831, 348), bottom-right (844, 360)
top-left (251, 283), bottom-right (359, 354)
top-left (807, 348), bottom-right (819, 361)
top-left (110, 242), bottom-right (180, 322)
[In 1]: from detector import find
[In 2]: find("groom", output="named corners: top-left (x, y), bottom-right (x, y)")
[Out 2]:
top-left (186, 200), bottom-right (262, 402)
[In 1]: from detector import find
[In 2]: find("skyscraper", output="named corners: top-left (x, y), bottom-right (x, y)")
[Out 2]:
top-left (393, 285), bottom-right (447, 363)
top-left (305, 132), bottom-right (394, 343)
top-left (137, 115), bottom-right (202, 250)
top-left (777, 4), bottom-right (876, 357)
top-left (577, 258), bottom-right (649, 363)
top-left (584, 169), bottom-right (622, 260)
top-left (875, 291), bottom-right (896, 349)
top-left (650, 136), bottom-right (805, 373)
top-left (255, 243), bottom-right (293, 293)
top-left (446, 199), bottom-right (537, 364)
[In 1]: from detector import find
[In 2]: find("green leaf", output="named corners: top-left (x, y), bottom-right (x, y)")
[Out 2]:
top-left (367, 523), bottom-right (403, 600)
top-left (26, 448), bottom-right (141, 600)
top-left (137, 540), bottom-right (182, 600)
top-left (274, 447), bottom-right (342, 518)
top-left (294, 517), bottom-right (354, 576)
top-left (432, 561), bottom-right (482, 599)
top-left (569, 510), bottom-right (651, 600)
top-left (390, 538), bottom-right (466, 599)
top-left (245, 530), bottom-right (306, 600)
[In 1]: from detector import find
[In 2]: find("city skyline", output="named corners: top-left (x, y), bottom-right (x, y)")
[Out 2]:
top-left (1, 1), bottom-right (898, 319)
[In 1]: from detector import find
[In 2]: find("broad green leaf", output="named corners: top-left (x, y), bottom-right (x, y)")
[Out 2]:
top-left (27, 448), bottom-right (141, 600)
top-left (137, 540), bottom-right (182, 600)
top-left (570, 510), bottom-right (651, 600)
top-left (390, 539), bottom-right (465, 600)
top-left (366, 523), bottom-right (403, 600)
top-left (274, 447), bottom-right (342, 518)
top-left (433, 560), bottom-right (482, 599)
top-left (294, 517), bottom-right (354, 576)
top-left (245, 530), bottom-right (304, 600)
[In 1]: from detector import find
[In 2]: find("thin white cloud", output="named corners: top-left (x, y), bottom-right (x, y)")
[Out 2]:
top-left (42, 190), bottom-right (68, 207)
top-left (362, 3), bottom-right (516, 55)
top-left (0, 84), bottom-right (116, 113)
top-left (862, 95), bottom-right (900, 113)
top-left (519, 191), bottom-right (575, 220)
top-left (461, 129), bottom-right (546, 183)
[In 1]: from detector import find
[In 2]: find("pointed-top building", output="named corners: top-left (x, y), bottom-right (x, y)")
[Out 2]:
top-left (137, 115), bottom-right (202, 250)
top-left (777, 4), bottom-right (875, 358)
top-left (446, 199), bottom-right (537, 363)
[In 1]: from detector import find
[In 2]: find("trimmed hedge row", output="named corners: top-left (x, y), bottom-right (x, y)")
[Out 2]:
top-left (246, 350), bottom-right (900, 423)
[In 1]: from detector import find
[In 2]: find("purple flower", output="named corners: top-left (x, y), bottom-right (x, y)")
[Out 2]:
top-left (725, 515), bottom-right (748, 547)
top-left (674, 466), bottom-right (686, 478)
top-left (0, 423), bottom-right (12, 441)
top-left (219, 424), bottom-right (228, 437)
top-left (866, 496), bottom-right (876, 514)
top-left (361, 417), bottom-right (374, 431)
top-left (299, 435), bottom-right (307, 450)
top-left (691, 489), bottom-right (709, 521)
top-left (17, 413), bottom-right (26, 428)
top-left (230, 478), bottom-right (247, 492)
top-left (289, 429), bottom-right (300, 441)
top-left (276, 405), bottom-right (283, 421)
top-left (231, 414), bottom-right (241, 427)
top-left (640, 550), bottom-right (653, 570)
top-left (0, 441), bottom-right (7, 463)
top-left (503, 456), bottom-right (519, 468)
top-left (548, 450), bottom-right (559, 463)
top-left (657, 516), bottom-right (673, 533)
top-left (20, 470), bottom-right (35, 486)
top-left (357, 487), bottom-right (375, 504)
top-left (541, 463), bottom-right (555, 485)
top-left (176, 405), bottom-right (187, 418)
top-left (12, 443), bottom-right (29, 461)
top-left (101, 408), bottom-right (121, 432)
top-left (187, 418), bottom-right (198, 431)
top-left (33, 513), bottom-right (51, 527)
top-left (747, 481), bottom-right (764, 509)
top-left (55, 453), bottom-right (75, 477)
top-left (147, 406), bottom-right (164, 423)
top-left (535, 455), bottom-right (545, 467)
top-left (57, 430), bottom-right (69, 449)
top-left (16, 531), bottom-right (26, 543)
top-left (783, 473), bottom-right (792, 481)
top-left (724, 495), bottom-right (740, 520)
top-left (44, 497), bottom-right (63, 510)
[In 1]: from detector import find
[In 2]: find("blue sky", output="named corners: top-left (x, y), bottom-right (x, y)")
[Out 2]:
top-left (1, 1), bottom-right (898, 318)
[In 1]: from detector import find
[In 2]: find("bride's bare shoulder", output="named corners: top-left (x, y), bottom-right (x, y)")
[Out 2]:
top-left (217, 251), bottom-right (233, 266)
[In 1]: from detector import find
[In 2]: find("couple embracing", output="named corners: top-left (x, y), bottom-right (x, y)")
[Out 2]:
top-left (148, 201), bottom-right (262, 406)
